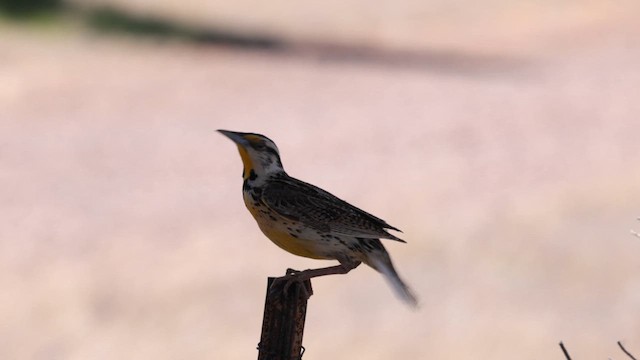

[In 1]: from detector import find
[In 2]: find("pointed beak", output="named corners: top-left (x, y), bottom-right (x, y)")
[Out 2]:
top-left (217, 129), bottom-right (249, 146)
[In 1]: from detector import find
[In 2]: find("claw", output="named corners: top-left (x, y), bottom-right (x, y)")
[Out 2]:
top-left (269, 269), bottom-right (313, 300)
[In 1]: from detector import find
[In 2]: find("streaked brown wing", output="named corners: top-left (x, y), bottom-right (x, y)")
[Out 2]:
top-left (262, 177), bottom-right (404, 242)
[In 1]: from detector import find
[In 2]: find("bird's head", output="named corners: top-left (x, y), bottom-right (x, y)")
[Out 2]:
top-left (218, 130), bottom-right (284, 181)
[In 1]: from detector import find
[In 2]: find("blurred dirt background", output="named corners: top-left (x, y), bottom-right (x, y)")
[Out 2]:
top-left (1, 0), bottom-right (640, 359)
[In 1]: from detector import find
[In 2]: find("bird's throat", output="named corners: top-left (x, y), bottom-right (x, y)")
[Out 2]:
top-left (237, 145), bottom-right (254, 180)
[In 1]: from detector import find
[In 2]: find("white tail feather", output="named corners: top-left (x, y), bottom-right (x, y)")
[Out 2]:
top-left (369, 256), bottom-right (418, 308)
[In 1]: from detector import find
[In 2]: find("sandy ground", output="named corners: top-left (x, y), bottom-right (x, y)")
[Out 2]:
top-left (1, 3), bottom-right (640, 359)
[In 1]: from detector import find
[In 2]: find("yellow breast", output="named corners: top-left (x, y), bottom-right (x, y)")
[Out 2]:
top-left (243, 193), bottom-right (328, 259)
top-left (259, 225), bottom-right (327, 259)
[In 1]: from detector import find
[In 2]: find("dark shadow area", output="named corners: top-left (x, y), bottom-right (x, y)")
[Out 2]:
top-left (81, 6), bottom-right (527, 74)
top-left (289, 42), bottom-right (529, 74)
top-left (0, 0), bottom-right (63, 18)
top-left (85, 6), bottom-right (286, 50)
top-left (1, 2), bottom-right (529, 74)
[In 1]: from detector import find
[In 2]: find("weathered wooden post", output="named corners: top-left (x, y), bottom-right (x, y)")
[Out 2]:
top-left (257, 270), bottom-right (313, 360)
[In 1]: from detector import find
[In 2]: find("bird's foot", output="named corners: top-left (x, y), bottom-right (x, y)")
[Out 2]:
top-left (269, 268), bottom-right (313, 300)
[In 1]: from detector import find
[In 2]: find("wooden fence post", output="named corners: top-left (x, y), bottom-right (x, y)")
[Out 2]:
top-left (257, 271), bottom-right (313, 360)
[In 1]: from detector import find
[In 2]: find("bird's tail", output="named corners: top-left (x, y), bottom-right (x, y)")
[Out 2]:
top-left (368, 252), bottom-right (418, 308)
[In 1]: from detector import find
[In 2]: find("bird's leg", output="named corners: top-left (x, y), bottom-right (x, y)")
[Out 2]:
top-left (288, 262), bottom-right (361, 281)
top-left (271, 261), bottom-right (361, 299)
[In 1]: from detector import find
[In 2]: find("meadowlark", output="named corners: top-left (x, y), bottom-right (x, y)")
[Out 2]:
top-left (218, 130), bottom-right (417, 306)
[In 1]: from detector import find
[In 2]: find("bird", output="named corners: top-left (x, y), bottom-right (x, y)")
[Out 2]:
top-left (218, 130), bottom-right (417, 306)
